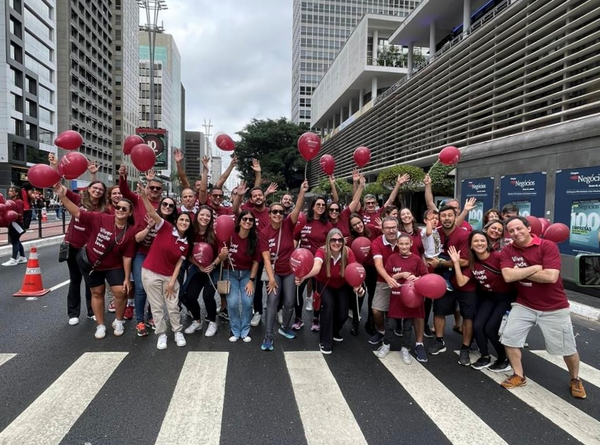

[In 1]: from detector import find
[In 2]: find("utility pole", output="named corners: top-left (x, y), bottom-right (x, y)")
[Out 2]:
top-left (202, 119), bottom-right (213, 179)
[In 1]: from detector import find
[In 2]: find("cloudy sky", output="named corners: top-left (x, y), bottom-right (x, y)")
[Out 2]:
top-left (152, 0), bottom-right (293, 187)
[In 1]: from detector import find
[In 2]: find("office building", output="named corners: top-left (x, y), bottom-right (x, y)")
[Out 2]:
top-left (183, 130), bottom-right (206, 185)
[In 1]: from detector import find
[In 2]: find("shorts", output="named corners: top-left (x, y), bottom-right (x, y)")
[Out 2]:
top-left (500, 303), bottom-right (577, 356)
top-left (372, 282), bottom-right (391, 312)
top-left (433, 290), bottom-right (478, 320)
top-left (84, 268), bottom-right (126, 289)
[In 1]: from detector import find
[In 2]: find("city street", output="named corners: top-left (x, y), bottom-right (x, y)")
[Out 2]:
top-left (0, 245), bottom-right (598, 444)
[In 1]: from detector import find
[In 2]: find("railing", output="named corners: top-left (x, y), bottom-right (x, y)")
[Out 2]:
top-left (0, 209), bottom-right (69, 247)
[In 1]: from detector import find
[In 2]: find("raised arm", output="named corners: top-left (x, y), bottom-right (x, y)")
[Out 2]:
top-left (289, 180), bottom-right (309, 224)
top-left (348, 175), bottom-right (365, 213)
top-left (329, 175), bottom-right (339, 203)
top-left (215, 154), bottom-right (237, 189)
top-left (251, 158), bottom-right (262, 188)
top-left (456, 197), bottom-right (476, 228)
top-left (87, 160), bottom-right (98, 183)
top-left (118, 164), bottom-right (137, 201)
top-left (231, 180), bottom-right (248, 215)
top-left (174, 148), bottom-right (191, 189)
top-left (54, 184), bottom-right (81, 219)
top-left (448, 246), bottom-right (470, 288)
top-left (424, 174), bottom-right (436, 211)
top-left (138, 183), bottom-right (162, 225)
top-left (383, 174), bottom-right (409, 208)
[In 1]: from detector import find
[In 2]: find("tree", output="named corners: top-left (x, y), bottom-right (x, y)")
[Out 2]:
top-left (427, 161), bottom-right (455, 196)
top-left (313, 177), bottom-right (354, 202)
top-left (376, 164), bottom-right (426, 209)
top-left (234, 118), bottom-right (309, 190)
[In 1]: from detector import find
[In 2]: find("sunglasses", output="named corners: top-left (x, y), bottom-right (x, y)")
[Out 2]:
top-left (161, 202), bottom-right (175, 209)
top-left (148, 186), bottom-right (162, 191)
top-left (270, 209), bottom-right (284, 215)
top-left (365, 202), bottom-right (377, 206)
top-left (330, 238), bottom-right (343, 244)
top-left (241, 217), bottom-right (254, 223)
top-left (211, 194), bottom-right (224, 199)
top-left (329, 208), bottom-right (340, 213)
top-left (115, 205), bottom-right (130, 212)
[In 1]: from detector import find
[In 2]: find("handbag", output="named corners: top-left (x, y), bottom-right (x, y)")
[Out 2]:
top-left (76, 226), bottom-right (127, 275)
top-left (217, 280), bottom-right (231, 295)
top-left (58, 241), bottom-right (70, 263)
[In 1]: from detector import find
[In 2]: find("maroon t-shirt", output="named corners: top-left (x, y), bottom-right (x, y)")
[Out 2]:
top-left (298, 219), bottom-right (333, 253)
top-left (500, 236), bottom-right (568, 311)
top-left (314, 247), bottom-right (356, 289)
top-left (330, 207), bottom-right (351, 238)
top-left (65, 189), bottom-right (109, 249)
top-left (359, 209), bottom-right (379, 226)
top-left (78, 212), bottom-right (136, 271)
top-left (13, 198), bottom-right (24, 224)
top-left (260, 217), bottom-right (297, 276)
top-left (385, 253), bottom-right (427, 319)
top-left (226, 231), bottom-right (260, 271)
top-left (463, 251), bottom-right (513, 294)
top-left (371, 235), bottom-right (400, 282)
top-left (241, 201), bottom-right (270, 233)
top-left (142, 220), bottom-right (189, 276)
top-left (401, 230), bottom-right (424, 258)
top-left (439, 226), bottom-right (475, 291)
top-left (119, 178), bottom-right (160, 255)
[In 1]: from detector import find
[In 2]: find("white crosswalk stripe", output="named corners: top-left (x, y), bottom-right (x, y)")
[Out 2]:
top-left (0, 352), bottom-right (127, 445)
top-left (531, 349), bottom-right (600, 389)
top-left (0, 354), bottom-right (16, 368)
top-left (285, 351), bottom-right (368, 445)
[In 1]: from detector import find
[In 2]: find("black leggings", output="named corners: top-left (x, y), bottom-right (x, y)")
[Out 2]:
top-left (473, 292), bottom-right (514, 359)
top-left (181, 269), bottom-right (217, 322)
top-left (361, 264), bottom-right (378, 327)
top-left (254, 262), bottom-right (264, 314)
top-left (319, 283), bottom-right (351, 349)
top-left (65, 245), bottom-right (92, 318)
top-left (7, 223), bottom-right (24, 259)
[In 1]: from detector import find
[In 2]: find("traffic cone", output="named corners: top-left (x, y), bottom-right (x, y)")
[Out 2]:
top-left (41, 208), bottom-right (48, 222)
top-left (13, 247), bottom-right (50, 297)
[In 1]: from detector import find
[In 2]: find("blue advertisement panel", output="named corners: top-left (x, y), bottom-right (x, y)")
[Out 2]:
top-left (460, 177), bottom-right (494, 230)
top-left (554, 166), bottom-right (600, 255)
top-left (500, 172), bottom-right (547, 218)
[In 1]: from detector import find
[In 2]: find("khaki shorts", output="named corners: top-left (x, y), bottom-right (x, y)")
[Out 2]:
top-left (500, 303), bottom-right (577, 356)
top-left (372, 282), bottom-right (391, 312)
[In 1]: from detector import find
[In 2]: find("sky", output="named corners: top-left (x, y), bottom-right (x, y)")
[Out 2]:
top-left (152, 0), bottom-right (294, 188)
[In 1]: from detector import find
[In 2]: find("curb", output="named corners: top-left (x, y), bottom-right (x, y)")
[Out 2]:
top-left (569, 300), bottom-right (600, 322)
top-left (0, 235), bottom-right (65, 258)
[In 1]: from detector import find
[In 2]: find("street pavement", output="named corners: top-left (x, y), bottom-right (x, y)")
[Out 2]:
top-left (0, 244), bottom-right (599, 445)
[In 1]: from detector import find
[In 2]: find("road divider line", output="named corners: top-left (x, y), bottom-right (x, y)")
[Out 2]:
top-left (0, 354), bottom-right (16, 368)
top-left (155, 352), bottom-right (228, 445)
top-left (285, 351), bottom-right (368, 445)
top-left (0, 352), bottom-right (127, 444)
top-left (382, 353), bottom-right (508, 445)
top-left (530, 350), bottom-right (600, 389)
top-left (49, 280), bottom-right (70, 292)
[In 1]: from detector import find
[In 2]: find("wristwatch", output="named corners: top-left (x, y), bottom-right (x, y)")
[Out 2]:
top-left (249, 277), bottom-right (256, 282)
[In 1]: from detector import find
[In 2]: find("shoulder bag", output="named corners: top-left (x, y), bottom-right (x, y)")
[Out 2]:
top-left (76, 226), bottom-right (127, 275)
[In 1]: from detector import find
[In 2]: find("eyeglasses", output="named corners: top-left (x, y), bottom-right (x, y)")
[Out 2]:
top-left (329, 208), bottom-right (340, 213)
top-left (382, 226), bottom-right (397, 231)
top-left (161, 202), bottom-right (175, 209)
top-left (270, 209), bottom-right (284, 215)
top-left (330, 238), bottom-right (343, 244)
top-left (115, 205), bottom-right (130, 212)
top-left (365, 202), bottom-right (377, 206)
top-left (241, 217), bottom-right (254, 223)
top-left (315, 203), bottom-right (326, 207)
top-left (148, 186), bottom-right (162, 191)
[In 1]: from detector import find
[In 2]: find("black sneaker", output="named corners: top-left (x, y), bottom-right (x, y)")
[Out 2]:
top-left (368, 332), bottom-right (384, 345)
top-left (394, 328), bottom-right (403, 337)
top-left (423, 325), bottom-right (434, 338)
top-left (488, 358), bottom-right (512, 373)
top-left (428, 341), bottom-right (446, 355)
top-left (218, 308), bottom-right (229, 321)
top-left (319, 343), bottom-right (332, 355)
top-left (471, 355), bottom-right (492, 370)
top-left (414, 344), bottom-right (428, 363)
top-left (458, 349), bottom-right (471, 366)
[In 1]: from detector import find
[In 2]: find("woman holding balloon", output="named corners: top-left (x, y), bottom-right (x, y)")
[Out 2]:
top-left (1, 186), bottom-right (27, 266)
top-left (259, 180), bottom-right (308, 351)
top-left (295, 228), bottom-right (364, 354)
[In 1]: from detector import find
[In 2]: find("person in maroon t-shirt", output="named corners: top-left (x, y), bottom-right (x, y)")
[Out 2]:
top-left (259, 180), bottom-right (308, 351)
top-left (327, 172), bottom-right (364, 239)
top-left (295, 228), bottom-right (364, 354)
top-left (359, 173), bottom-right (409, 226)
top-left (448, 230), bottom-right (515, 372)
top-left (56, 184), bottom-right (136, 340)
top-left (2, 186), bottom-right (27, 266)
top-left (498, 216), bottom-right (586, 399)
top-left (398, 207), bottom-right (424, 258)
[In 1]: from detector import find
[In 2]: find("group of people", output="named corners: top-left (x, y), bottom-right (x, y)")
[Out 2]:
top-left (4, 152), bottom-right (587, 401)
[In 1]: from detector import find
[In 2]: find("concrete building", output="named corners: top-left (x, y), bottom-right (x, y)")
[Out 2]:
top-left (291, 0), bottom-right (421, 126)
top-left (56, 0), bottom-right (114, 186)
top-left (183, 130), bottom-right (206, 187)
top-left (0, 0), bottom-right (58, 192)
top-left (112, 0), bottom-right (139, 177)
top-left (311, 0), bottom-right (600, 284)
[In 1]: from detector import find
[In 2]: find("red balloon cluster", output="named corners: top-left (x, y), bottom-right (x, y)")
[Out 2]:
top-left (131, 144), bottom-right (156, 172)
top-left (543, 223), bottom-right (569, 243)
top-left (193, 242), bottom-right (214, 268)
top-left (319, 154), bottom-right (335, 175)
top-left (353, 146), bottom-right (371, 168)
top-left (0, 198), bottom-right (18, 227)
top-left (214, 133), bottom-right (236, 152)
top-left (414, 274), bottom-right (447, 299)
top-left (214, 215), bottom-right (235, 242)
top-left (297, 132), bottom-right (321, 161)
top-left (27, 164), bottom-right (61, 189)
top-left (290, 248), bottom-right (314, 278)
top-left (58, 152), bottom-right (88, 180)
top-left (439, 146), bottom-right (460, 166)
top-left (538, 217), bottom-right (551, 235)
top-left (123, 135), bottom-right (144, 155)
top-left (525, 216), bottom-right (543, 236)
top-left (345, 263), bottom-right (366, 287)
top-left (54, 130), bottom-right (83, 151)
top-left (351, 237), bottom-right (372, 264)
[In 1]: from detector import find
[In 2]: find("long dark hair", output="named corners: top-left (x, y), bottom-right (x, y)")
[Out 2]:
top-left (158, 196), bottom-right (178, 225)
top-left (81, 180), bottom-right (108, 212)
top-left (399, 207), bottom-right (419, 234)
top-left (118, 198), bottom-right (135, 226)
top-left (236, 210), bottom-right (258, 256)
top-left (193, 204), bottom-right (216, 245)
top-left (307, 195), bottom-right (328, 223)
top-left (468, 230), bottom-right (493, 270)
top-left (349, 212), bottom-right (371, 239)
top-left (176, 211), bottom-right (196, 247)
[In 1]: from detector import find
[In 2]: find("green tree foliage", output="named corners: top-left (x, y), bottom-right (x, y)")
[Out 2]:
top-left (376, 164), bottom-right (426, 209)
top-left (235, 118), bottom-right (309, 189)
top-left (313, 177), bottom-right (354, 202)
top-left (428, 161), bottom-right (455, 196)
top-left (364, 182), bottom-right (388, 198)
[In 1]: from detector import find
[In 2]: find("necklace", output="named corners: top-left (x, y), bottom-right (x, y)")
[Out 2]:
top-left (115, 223), bottom-right (126, 245)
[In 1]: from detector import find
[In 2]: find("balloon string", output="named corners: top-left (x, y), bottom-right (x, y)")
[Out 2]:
top-left (355, 290), bottom-right (361, 322)
top-left (304, 162), bottom-right (308, 181)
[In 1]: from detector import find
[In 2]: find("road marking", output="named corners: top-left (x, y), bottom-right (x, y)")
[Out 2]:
top-left (531, 350), bottom-right (600, 389)
top-left (458, 351), bottom-right (600, 445)
top-left (155, 352), bottom-right (228, 445)
top-left (0, 354), bottom-right (16, 367)
top-left (285, 351), bottom-right (367, 445)
top-left (381, 353), bottom-right (508, 445)
top-left (49, 280), bottom-right (70, 292)
top-left (0, 352), bottom-right (126, 445)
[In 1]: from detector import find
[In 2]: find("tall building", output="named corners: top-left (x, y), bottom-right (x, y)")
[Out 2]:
top-left (56, 0), bottom-right (114, 185)
top-left (139, 31), bottom-right (182, 192)
top-left (183, 130), bottom-right (206, 185)
top-left (291, 0), bottom-right (420, 126)
top-left (0, 0), bottom-right (58, 192)
top-left (112, 0), bottom-right (140, 177)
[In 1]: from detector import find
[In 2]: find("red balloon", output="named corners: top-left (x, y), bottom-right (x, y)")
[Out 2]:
top-left (414, 274), bottom-right (447, 299)
top-left (27, 164), bottom-right (62, 189)
top-left (4, 210), bottom-right (18, 224)
top-left (59, 152), bottom-right (88, 180)
top-left (297, 132), bottom-right (321, 161)
top-left (0, 215), bottom-right (7, 227)
top-left (290, 248), bottom-right (314, 278)
top-left (123, 135), bottom-right (144, 155)
top-left (5, 200), bottom-right (17, 212)
top-left (130, 144), bottom-right (156, 172)
top-left (439, 146), bottom-right (460, 166)
top-left (353, 146), bottom-right (371, 168)
top-left (345, 262), bottom-right (366, 287)
top-left (295, 212), bottom-right (307, 228)
top-left (401, 281), bottom-right (423, 308)
top-left (0, 193), bottom-right (4, 204)
top-left (54, 130), bottom-right (83, 150)
top-left (214, 215), bottom-right (235, 242)
top-left (0, 203), bottom-right (6, 214)
top-left (319, 154), bottom-right (335, 176)
top-left (525, 216), bottom-right (543, 236)
top-left (538, 217), bottom-right (551, 235)
top-left (543, 223), bottom-right (569, 243)
top-left (214, 133), bottom-right (236, 151)
top-left (351, 237), bottom-right (372, 264)
top-left (192, 242), bottom-right (214, 268)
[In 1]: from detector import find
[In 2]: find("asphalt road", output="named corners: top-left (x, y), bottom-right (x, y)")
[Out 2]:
top-left (0, 244), bottom-right (599, 445)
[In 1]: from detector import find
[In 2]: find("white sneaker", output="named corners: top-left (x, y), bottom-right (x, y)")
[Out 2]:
top-left (1, 258), bottom-right (18, 267)
top-left (229, 335), bottom-right (238, 342)
top-left (184, 320), bottom-right (203, 334)
top-left (112, 319), bottom-right (125, 337)
top-left (400, 347), bottom-right (413, 365)
top-left (374, 343), bottom-right (391, 359)
top-left (205, 321), bottom-right (218, 337)
top-left (277, 309), bottom-right (283, 325)
top-left (95, 325), bottom-right (106, 339)
top-left (174, 332), bottom-right (186, 347)
top-left (157, 333), bottom-right (168, 350)
top-left (17, 256), bottom-right (28, 264)
top-left (242, 336), bottom-right (252, 343)
top-left (305, 296), bottom-right (313, 311)
top-left (251, 312), bottom-right (262, 327)
top-left (68, 317), bottom-right (79, 326)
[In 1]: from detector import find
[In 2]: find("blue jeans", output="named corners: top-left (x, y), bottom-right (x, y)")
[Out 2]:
top-left (133, 252), bottom-right (148, 323)
top-left (223, 269), bottom-right (252, 338)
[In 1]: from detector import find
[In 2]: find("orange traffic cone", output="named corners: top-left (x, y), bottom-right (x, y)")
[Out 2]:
top-left (13, 247), bottom-right (50, 297)
top-left (41, 208), bottom-right (48, 222)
